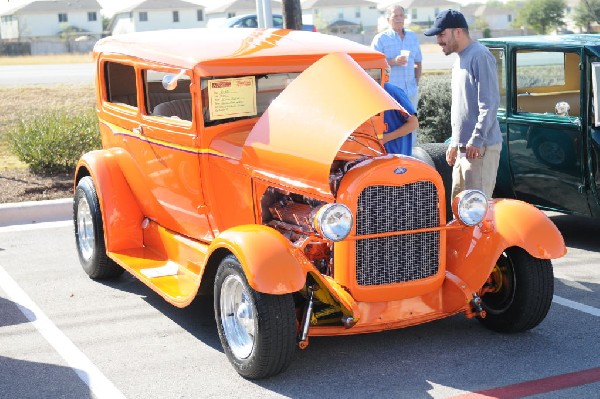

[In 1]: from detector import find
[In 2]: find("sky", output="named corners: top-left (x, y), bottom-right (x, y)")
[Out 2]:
top-left (0, 0), bottom-right (491, 15)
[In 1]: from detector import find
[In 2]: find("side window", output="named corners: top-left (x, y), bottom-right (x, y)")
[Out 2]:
top-left (143, 69), bottom-right (192, 123)
top-left (592, 62), bottom-right (600, 127)
top-left (104, 62), bottom-right (137, 108)
top-left (515, 50), bottom-right (580, 117)
top-left (489, 48), bottom-right (506, 112)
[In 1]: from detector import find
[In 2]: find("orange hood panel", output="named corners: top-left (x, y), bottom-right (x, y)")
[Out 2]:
top-left (242, 52), bottom-right (402, 197)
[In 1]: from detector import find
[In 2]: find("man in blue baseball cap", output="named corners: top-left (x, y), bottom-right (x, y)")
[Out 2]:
top-left (424, 9), bottom-right (502, 199)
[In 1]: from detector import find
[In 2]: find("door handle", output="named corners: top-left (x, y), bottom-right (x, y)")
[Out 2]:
top-left (133, 126), bottom-right (144, 135)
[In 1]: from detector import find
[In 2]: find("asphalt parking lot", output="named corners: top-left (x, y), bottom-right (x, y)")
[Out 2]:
top-left (0, 212), bottom-right (598, 398)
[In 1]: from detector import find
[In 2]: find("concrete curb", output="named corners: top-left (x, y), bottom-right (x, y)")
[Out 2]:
top-left (0, 198), bottom-right (72, 227)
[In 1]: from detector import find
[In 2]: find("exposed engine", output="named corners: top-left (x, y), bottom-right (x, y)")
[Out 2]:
top-left (259, 158), bottom-right (367, 276)
top-left (261, 187), bottom-right (332, 275)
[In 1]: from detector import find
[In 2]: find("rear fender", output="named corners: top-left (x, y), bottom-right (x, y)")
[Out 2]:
top-left (446, 198), bottom-right (566, 292)
top-left (75, 149), bottom-right (144, 252)
top-left (208, 225), bottom-right (308, 294)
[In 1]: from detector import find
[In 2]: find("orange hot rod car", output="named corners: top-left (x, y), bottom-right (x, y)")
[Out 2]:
top-left (73, 28), bottom-right (566, 379)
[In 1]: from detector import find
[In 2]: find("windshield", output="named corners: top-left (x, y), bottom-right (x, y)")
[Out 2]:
top-left (201, 69), bottom-right (382, 127)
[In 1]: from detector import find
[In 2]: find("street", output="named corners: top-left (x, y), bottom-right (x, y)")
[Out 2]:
top-left (0, 50), bottom-right (455, 86)
top-left (0, 214), bottom-right (598, 398)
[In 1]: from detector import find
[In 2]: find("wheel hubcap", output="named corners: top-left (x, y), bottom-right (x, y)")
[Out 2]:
top-left (220, 274), bottom-right (255, 359)
top-left (77, 197), bottom-right (95, 261)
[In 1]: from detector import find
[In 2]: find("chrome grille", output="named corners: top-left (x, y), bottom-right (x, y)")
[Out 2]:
top-left (355, 182), bottom-right (440, 286)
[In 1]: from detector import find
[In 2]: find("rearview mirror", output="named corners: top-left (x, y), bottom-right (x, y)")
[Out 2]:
top-left (162, 70), bottom-right (187, 91)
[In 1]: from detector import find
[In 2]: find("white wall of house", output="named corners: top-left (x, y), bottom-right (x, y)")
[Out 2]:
top-left (405, 6), bottom-right (445, 26)
top-left (486, 13), bottom-right (514, 30)
top-left (113, 8), bottom-right (206, 34)
top-left (1, 11), bottom-right (101, 39)
top-left (306, 5), bottom-right (379, 31)
top-left (0, 17), bottom-right (19, 39)
top-left (206, 7), bottom-right (283, 28)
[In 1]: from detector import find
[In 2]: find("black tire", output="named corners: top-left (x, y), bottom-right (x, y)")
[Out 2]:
top-left (74, 176), bottom-right (124, 279)
top-left (414, 143), bottom-right (453, 220)
top-left (478, 247), bottom-right (554, 333)
top-left (214, 255), bottom-right (296, 379)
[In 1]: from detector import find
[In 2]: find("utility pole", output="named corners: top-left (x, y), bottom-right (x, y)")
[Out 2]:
top-left (282, 0), bottom-right (302, 30)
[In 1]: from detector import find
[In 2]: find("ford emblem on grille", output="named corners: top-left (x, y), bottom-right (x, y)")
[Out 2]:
top-left (394, 167), bottom-right (407, 175)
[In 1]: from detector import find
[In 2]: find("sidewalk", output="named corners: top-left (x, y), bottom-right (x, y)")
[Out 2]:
top-left (0, 198), bottom-right (72, 227)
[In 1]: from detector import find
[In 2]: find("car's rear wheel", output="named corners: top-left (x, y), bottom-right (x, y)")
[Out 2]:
top-left (74, 176), bottom-right (123, 279)
top-left (478, 247), bottom-right (554, 333)
top-left (214, 255), bottom-right (296, 379)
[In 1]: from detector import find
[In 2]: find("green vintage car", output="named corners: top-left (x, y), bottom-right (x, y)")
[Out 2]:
top-left (420, 35), bottom-right (600, 217)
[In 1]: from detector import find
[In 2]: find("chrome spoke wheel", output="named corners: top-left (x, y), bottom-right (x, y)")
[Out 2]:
top-left (220, 274), bottom-right (256, 359)
top-left (77, 196), bottom-right (95, 261)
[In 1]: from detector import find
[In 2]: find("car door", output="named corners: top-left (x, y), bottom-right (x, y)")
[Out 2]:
top-left (502, 47), bottom-right (590, 215)
top-left (134, 67), bottom-right (213, 240)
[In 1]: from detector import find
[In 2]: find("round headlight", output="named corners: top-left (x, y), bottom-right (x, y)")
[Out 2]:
top-left (452, 190), bottom-right (488, 226)
top-left (313, 203), bottom-right (353, 241)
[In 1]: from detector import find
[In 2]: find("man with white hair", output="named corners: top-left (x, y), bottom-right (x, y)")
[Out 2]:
top-left (371, 4), bottom-right (422, 146)
top-left (371, 4), bottom-right (422, 111)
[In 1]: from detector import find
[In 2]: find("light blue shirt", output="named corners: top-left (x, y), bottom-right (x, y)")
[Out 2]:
top-left (371, 29), bottom-right (422, 98)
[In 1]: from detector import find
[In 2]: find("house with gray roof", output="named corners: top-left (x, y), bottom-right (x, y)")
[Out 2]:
top-left (110, 0), bottom-right (207, 35)
top-left (302, 0), bottom-right (379, 33)
top-left (205, 0), bottom-right (282, 27)
top-left (376, 0), bottom-right (460, 30)
top-left (0, 0), bottom-right (102, 54)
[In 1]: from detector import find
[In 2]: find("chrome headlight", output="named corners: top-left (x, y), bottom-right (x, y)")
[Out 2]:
top-left (313, 203), bottom-right (353, 241)
top-left (452, 190), bottom-right (488, 226)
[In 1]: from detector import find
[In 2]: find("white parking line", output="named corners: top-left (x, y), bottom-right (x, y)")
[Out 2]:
top-left (553, 295), bottom-right (600, 317)
top-left (0, 265), bottom-right (126, 399)
top-left (0, 220), bottom-right (71, 233)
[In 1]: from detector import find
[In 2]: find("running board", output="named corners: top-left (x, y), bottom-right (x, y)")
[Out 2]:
top-left (108, 221), bottom-right (209, 308)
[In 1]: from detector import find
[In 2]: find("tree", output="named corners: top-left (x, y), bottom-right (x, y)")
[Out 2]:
top-left (282, 0), bottom-right (302, 30)
top-left (574, 0), bottom-right (600, 32)
top-left (514, 0), bottom-right (566, 34)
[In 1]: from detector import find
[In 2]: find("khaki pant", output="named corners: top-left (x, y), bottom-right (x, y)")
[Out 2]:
top-left (451, 143), bottom-right (502, 199)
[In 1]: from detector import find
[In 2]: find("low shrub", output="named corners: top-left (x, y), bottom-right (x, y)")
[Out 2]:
top-left (417, 73), bottom-right (452, 144)
top-left (7, 108), bottom-right (100, 174)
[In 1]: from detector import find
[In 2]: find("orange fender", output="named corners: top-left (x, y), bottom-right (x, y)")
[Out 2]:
top-left (208, 225), bottom-right (308, 294)
top-left (492, 199), bottom-right (566, 258)
top-left (75, 149), bottom-right (144, 252)
top-left (446, 198), bottom-right (566, 294)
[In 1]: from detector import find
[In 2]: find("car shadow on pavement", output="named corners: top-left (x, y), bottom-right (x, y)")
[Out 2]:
top-left (548, 213), bottom-right (600, 252)
top-left (0, 356), bottom-right (91, 399)
top-left (0, 297), bottom-right (92, 398)
top-left (0, 296), bottom-right (31, 327)
top-left (100, 273), bottom-right (221, 351)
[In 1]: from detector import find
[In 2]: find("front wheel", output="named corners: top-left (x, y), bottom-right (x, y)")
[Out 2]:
top-left (214, 255), bottom-right (297, 379)
top-left (478, 247), bottom-right (554, 333)
top-left (74, 176), bottom-right (124, 279)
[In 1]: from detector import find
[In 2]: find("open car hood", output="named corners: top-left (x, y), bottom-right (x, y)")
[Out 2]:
top-left (243, 52), bottom-right (402, 198)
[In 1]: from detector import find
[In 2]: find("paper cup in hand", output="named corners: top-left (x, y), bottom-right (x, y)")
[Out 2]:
top-left (400, 50), bottom-right (410, 58)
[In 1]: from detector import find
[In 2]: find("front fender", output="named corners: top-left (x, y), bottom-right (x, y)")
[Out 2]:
top-left (492, 199), bottom-right (566, 258)
top-left (446, 198), bottom-right (566, 292)
top-left (75, 149), bottom-right (144, 252)
top-left (208, 225), bottom-right (308, 294)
